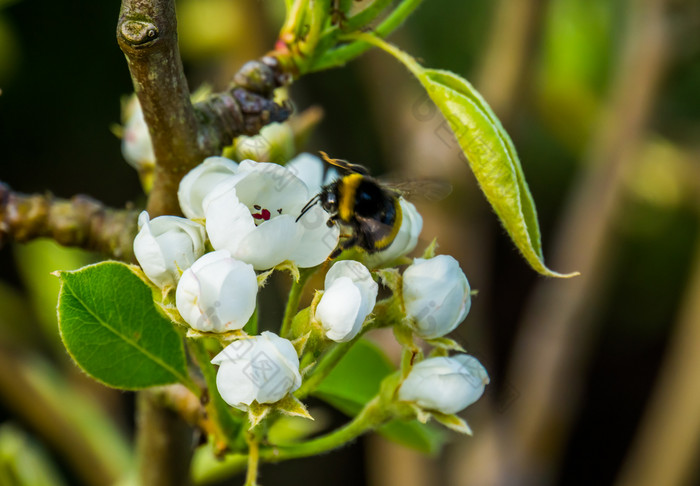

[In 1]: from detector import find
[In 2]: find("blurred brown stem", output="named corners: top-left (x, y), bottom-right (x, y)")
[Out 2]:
top-left (136, 389), bottom-right (196, 486)
top-left (0, 347), bottom-right (132, 486)
top-left (0, 182), bottom-right (138, 261)
top-left (468, 0), bottom-right (672, 484)
top-left (614, 236), bottom-right (700, 486)
top-left (476, 0), bottom-right (549, 123)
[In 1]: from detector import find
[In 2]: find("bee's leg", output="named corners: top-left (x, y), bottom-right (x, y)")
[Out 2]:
top-left (326, 214), bottom-right (339, 228)
top-left (329, 234), bottom-right (357, 259)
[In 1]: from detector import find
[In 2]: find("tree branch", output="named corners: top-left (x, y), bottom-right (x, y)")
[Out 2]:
top-left (0, 182), bottom-right (138, 261)
top-left (117, 0), bottom-right (291, 217)
top-left (117, 0), bottom-right (204, 217)
top-left (136, 389), bottom-right (195, 486)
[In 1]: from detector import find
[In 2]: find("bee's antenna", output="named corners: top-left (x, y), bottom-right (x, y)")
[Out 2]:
top-left (319, 151), bottom-right (336, 165)
top-left (296, 194), bottom-right (321, 223)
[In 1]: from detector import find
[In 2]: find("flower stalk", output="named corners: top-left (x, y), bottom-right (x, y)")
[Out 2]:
top-left (261, 396), bottom-right (389, 462)
top-left (244, 432), bottom-right (260, 486)
top-left (281, 266), bottom-right (316, 339)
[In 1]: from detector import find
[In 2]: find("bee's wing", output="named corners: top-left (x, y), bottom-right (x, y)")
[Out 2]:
top-left (382, 179), bottom-right (453, 202)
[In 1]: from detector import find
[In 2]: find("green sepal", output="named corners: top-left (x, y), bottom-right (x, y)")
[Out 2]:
top-left (393, 321), bottom-right (416, 350)
top-left (290, 331), bottom-right (312, 357)
top-left (421, 238), bottom-right (438, 259)
top-left (375, 267), bottom-right (402, 294)
top-left (431, 412), bottom-right (473, 435)
top-left (275, 394), bottom-right (313, 420)
top-left (247, 401), bottom-right (272, 429)
top-left (274, 260), bottom-right (301, 283)
top-left (423, 337), bottom-right (465, 352)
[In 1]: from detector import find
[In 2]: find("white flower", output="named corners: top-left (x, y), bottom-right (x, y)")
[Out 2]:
top-left (402, 255), bottom-right (471, 339)
top-left (175, 251), bottom-right (257, 333)
top-left (203, 160), bottom-right (339, 270)
top-left (365, 198), bottom-right (423, 266)
top-left (133, 211), bottom-right (206, 290)
top-left (121, 95), bottom-right (155, 170)
top-left (212, 331), bottom-right (302, 411)
top-left (178, 156), bottom-right (239, 220)
top-left (315, 261), bottom-right (378, 342)
top-left (398, 355), bottom-right (489, 414)
top-left (286, 152), bottom-right (339, 196)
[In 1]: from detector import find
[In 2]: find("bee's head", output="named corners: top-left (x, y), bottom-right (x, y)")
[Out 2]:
top-left (320, 186), bottom-right (338, 212)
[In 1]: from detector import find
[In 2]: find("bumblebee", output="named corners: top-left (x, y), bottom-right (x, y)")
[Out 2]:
top-left (297, 152), bottom-right (449, 258)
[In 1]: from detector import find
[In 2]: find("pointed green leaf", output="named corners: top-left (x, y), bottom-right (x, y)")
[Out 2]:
top-left (57, 261), bottom-right (191, 390)
top-left (355, 34), bottom-right (577, 278)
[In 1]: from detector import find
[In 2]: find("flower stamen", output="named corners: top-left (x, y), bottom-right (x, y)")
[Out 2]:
top-left (252, 204), bottom-right (272, 221)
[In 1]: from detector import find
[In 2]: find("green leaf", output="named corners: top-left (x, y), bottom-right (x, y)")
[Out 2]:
top-left (314, 339), bottom-right (445, 454)
top-left (309, 0), bottom-right (425, 72)
top-left (353, 34), bottom-right (578, 278)
top-left (57, 261), bottom-right (191, 390)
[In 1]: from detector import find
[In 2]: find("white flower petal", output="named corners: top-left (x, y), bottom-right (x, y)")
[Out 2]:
top-left (178, 156), bottom-right (239, 219)
top-left (325, 260), bottom-right (378, 317)
top-left (235, 215), bottom-right (303, 270)
top-left (204, 182), bottom-right (257, 255)
top-left (215, 358), bottom-right (257, 409)
top-left (291, 205), bottom-right (340, 268)
top-left (286, 153), bottom-right (325, 195)
top-left (323, 167), bottom-right (340, 186)
top-left (235, 160), bottom-right (309, 214)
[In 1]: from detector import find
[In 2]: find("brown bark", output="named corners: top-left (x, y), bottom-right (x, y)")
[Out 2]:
top-left (0, 182), bottom-right (138, 261)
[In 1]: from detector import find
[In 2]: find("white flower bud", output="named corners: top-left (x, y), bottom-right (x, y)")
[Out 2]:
top-left (231, 122), bottom-right (295, 164)
top-left (133, 211), bottom-right (206, 290)
top-left (121, 95), bottom-right (155, 171)
top-left (175, 251), bottom-right (257, 333)
top-left (178, 156), bottom-right (239, 220)
top-left (212, 331), bottom-right (302, 411)
top-left (315, 261), bottom-right (378, 342)
top-left (402, 255), bottom-right (471, 339)
top-left (399, 354), bottom-right (489, 414)
top-left (365, 199), bottom-right (423, 267)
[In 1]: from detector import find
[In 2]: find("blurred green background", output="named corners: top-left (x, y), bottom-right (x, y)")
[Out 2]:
top-left (1, 0), bottom-right (699, 485)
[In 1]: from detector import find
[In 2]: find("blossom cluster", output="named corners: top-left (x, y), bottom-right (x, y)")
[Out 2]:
top-left (133, 153), bottom-right (488, 419)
